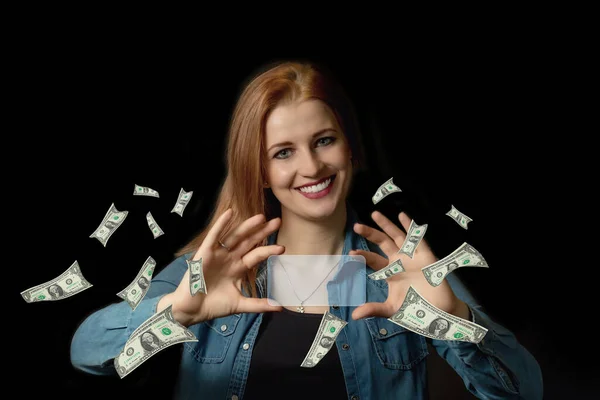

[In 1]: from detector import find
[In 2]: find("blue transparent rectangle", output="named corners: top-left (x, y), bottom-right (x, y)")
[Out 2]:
top-left (266, 255), bottom-right (366, 307)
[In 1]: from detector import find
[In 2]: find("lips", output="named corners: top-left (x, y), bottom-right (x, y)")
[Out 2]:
top-left (294, 174), bottom-right (336, 189)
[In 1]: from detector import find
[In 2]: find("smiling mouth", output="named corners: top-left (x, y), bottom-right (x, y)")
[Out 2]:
top-left (295, 174), bottom-right (336, 193)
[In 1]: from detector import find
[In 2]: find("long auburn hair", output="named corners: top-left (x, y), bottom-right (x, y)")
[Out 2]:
top-left (176, 60), bottom-right (367, 297)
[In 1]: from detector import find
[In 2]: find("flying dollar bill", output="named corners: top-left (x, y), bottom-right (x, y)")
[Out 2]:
top-left (171, 188), bottom-right (193, 217)
top-left (116, 256), bottom-right (157, 310)
top-left (421, 242), bottom-right (488, 287)
top-left (372, 177), bottom-right (402, 205)
top-left (301, 311), bottom-right (347, 368)
top-left (21, 261), bottom-right (93, 302)
top-left (398, 220), bottom-right (428, 258)
top-left (368, 259), bottom-right (405, 280)
top-left (114, 305), bottom-right (198, 379)
top-left (146, 212), bottom-right (164, 239)
top-left (133, 184), bottom-right (160, 198)
top-left (186, 258), bottom-right (206, 296)
top-left (389, 286), bottom-right (487, 343)
top-left (89, 203), bottom-right (128, 247)
top-left (445, 205), bottom-right (473, 230)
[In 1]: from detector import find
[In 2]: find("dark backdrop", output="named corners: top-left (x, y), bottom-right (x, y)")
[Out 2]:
top-left (13, 48), bottom-right (589, 398)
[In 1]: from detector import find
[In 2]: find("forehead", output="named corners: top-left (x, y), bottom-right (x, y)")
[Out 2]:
top-left (265, 99), bottom-right (338, 144)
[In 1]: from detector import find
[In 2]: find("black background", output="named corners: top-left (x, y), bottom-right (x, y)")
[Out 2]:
top-left (11, 38), bottom-right (591, 399)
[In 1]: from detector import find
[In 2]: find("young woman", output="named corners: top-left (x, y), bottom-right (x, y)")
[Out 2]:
top-left (70, 60), bottom-right (543, 399)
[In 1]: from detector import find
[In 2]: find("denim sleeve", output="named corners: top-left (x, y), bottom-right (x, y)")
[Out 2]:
top-left (429, 273), bottom-right (544, 400)
top-left (70, 253), bottom-right (191, 376)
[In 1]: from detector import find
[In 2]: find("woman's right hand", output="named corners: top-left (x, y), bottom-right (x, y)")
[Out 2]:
top-left (159, 208), bottom-right (285, 327)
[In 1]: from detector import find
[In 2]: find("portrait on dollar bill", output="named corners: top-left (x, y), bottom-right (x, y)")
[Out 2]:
top-left (137, 277), bottom-right (149, 290)
top-left (319, 336), bottom-right (335, 349)
top-left (48, 284), bottom-right (64, 299)
top-left (427, 318), bottom-right (451, 337)
top-left (403, 241), bottom-right (415, 253)
top-left (140, 331), bottom-right (161, 352)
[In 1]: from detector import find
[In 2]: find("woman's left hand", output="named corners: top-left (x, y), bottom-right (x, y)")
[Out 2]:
top-left (349, 211), bottom-right (470, 321)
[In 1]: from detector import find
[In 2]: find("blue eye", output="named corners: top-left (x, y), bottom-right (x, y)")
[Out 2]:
top-left (274, 149), bottom-right (292, 159)
top-left (317, 137), bottom-right (335, 146)
top-left (273, 136), bottom-right (337, 160)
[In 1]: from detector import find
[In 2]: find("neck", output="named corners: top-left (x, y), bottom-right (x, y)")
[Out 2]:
top-left (276, 203), bottom-right (347, 256)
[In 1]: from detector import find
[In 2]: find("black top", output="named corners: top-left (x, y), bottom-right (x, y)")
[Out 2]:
top-left (243, 307), bottom-right (348, 400)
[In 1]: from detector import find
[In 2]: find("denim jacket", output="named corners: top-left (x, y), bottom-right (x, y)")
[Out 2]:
top-left (70, 206), bottom-right (543, 399)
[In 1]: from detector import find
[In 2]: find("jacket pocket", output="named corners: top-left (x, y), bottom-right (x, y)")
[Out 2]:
top-left (185, 314), bottom-right (241, 364)
top-left (365, 317), bottom-right (428, 370)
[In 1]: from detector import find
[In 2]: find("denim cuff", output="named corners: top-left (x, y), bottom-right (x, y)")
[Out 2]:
top-left (125, 296), bottom-right (163, 339)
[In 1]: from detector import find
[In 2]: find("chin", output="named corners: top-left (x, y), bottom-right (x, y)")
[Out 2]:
top-left (294, 195), bottom-right (346, 222)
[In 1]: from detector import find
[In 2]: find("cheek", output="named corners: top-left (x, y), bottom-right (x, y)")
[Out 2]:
top-left (331, 146), bottom-right (352, 169)
top-left (267, 165), bottom-right (295, 187)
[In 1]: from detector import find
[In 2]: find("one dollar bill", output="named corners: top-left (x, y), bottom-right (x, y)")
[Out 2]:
top-left (21, 261), bottom-right (93, 302)
top-left (368, 259), bottom-right (405, 280)
top-left (186, 258), bottom-right (207, 296)
top-left (146, 212), bottom-right (164, 239)
top-left (372, 177), bottom-right (402, 204)
top-left (133, 184), bottom-right (160, 198)
top-left (446, 205), bottom-right (473, 230)
top-left (114, 305), bottom-right (198, 379)
top-left (422, 242), bottom-right (488, 287)
top-left (398, 220), bottom-right (428, 258)
top-left (89, 203), bottom-right (128, 247)
top-left (116, 256), bottom-right (156, 310)
top-left (389, 286), bottom-right (487, 343)
top-left (300, 311), bottom-right (347, 368)
top-left (171, 188), bottom-right (193, 217)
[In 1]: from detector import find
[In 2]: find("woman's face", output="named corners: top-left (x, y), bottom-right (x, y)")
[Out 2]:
top-left (264, 99), bottom-right (352, 222)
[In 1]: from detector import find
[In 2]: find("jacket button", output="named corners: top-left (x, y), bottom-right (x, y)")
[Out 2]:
top-left (220, 324), bottom-right (227, 332)
top-left (342, 343), bottom-right (350, 350)
top-left (332, 305), bottom-right (339, 310)
top-left (379, 328), bottom-right (388, 336)
top-left (242, 343), bottom-right (250, 350)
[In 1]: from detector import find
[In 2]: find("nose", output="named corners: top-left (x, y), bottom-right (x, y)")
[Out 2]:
top-left (297, 149), bottom-right (325, 177)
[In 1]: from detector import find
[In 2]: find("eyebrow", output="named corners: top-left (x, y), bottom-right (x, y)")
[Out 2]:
top-left (267, 128), bottom-right (337, 153)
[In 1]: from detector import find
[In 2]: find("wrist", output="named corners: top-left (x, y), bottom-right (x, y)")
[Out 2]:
top-left (158, 292), bottom-right (194, 327)
top-left (451, 299), bottom-right (471, 320)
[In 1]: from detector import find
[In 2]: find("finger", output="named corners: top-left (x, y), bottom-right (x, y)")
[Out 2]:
top-left (235, 217), bottom-right (281, 255)
top-left (237, 297), bottom-right (283, 314)
top-left (239, 245), bottom-right (285, 273)
top-left (221, 213), bottom-right (266, 250)
top-left (353, 222), bottom-right (398, 255)
top-left (204, 208), bottom-right (234, 247)
top-left (398, 211), bottom-right (413, 232)
top-left (371, 211), bottom-right (406, 248)
top-left (349, 249), bottom-right (389, 271)
top-left (351, 301), bottom-right (395, 320)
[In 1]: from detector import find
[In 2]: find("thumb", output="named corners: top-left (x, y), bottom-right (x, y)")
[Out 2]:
top-left (351, 302), bottom-right (391, 320)
top-left (238, 297), bottom-right (283, 314)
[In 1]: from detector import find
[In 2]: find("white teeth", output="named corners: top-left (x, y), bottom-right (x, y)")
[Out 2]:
top-left (299, 178), bottom-right (332, 193)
